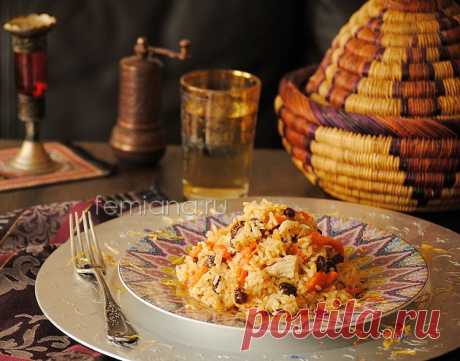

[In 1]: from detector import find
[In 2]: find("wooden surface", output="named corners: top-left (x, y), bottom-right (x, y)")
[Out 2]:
top-left (1, 141), bottom-right (459, 233)
top-left (0, 141), bottom-right (324, 211)
top-left (2, 140), bottom-right (459, 361)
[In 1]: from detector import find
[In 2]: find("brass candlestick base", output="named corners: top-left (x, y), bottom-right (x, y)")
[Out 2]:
top-left (6, 108), bottom-right (60, 175)
top-left (4, 14), bottom-right (59, 175)
top-left (8, 141), bottom-right (59, 175)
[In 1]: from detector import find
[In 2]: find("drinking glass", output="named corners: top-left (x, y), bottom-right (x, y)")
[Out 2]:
top-left (181, 69), bottom-right (261, 199)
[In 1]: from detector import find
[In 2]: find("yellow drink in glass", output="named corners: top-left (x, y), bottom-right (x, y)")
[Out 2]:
top-left (181, 70), bottom-right (261, 199)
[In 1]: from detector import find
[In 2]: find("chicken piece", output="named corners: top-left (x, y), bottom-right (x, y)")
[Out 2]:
top-left (278, 220), bottom-right (311, 242)
top-left (266, 255), bottom-right (298, 279)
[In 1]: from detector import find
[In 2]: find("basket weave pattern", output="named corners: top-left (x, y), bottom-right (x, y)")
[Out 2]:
top-left (277, 0), bottom-right (460, 212)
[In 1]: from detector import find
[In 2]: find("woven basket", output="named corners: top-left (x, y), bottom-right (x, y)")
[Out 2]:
top-left (277, 0), bottom-right (460, 212)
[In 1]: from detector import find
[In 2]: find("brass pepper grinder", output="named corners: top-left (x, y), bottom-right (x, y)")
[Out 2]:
top-left (110, 37), bottom-right (190, 164)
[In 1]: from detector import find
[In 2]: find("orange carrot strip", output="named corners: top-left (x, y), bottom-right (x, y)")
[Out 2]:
top-left (326, 271), bottom-right (338, 285)
top-left (307, 272), bottom-right (327, 292)
top-left (298, 211), bottom-right (313, 223)
top-left (346, 286), bottom-right (362, 296)
top-left (238, 269), bottom-right (248, 286)
top-left (298, 252), bottom-right (308, 263)
top-left (189, 265), bottom-right (208, 286)
top-left (287, 244), bottom-right (307, 263)
top-left (214, 244), bottom-right (233, 261)
top-left (189, 244), bottom-right (202, 258)
top-left (242, 241), bottom-right (257, 254)
top-left (275, 214), bottom-right (287, 224)
top-left (287, 244), bottom-right (299, 257)
top-left (310, 232), bottom-right (344, 256)
top-left (241, 244), bottom-right (255, 263)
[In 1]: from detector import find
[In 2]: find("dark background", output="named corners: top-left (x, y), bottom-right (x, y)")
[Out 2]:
top-left (1, 3), bottom-right (460, 360)
top-left (0, 0), bottom-right (364, 147)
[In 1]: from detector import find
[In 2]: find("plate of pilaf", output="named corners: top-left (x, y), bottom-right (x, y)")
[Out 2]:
top-left (118, 199), bottom-right (429, 329)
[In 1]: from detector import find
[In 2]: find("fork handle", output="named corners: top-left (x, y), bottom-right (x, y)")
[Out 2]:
top-left (94, 268), bottom-right (139, 344)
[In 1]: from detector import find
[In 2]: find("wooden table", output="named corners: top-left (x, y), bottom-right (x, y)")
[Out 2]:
top-left (1, 140), bottom-right (459, 361)
top-left (1, 141), bottom-right (459, 233)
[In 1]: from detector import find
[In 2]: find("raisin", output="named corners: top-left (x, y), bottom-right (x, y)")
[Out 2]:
top-left (316, 256), bottom-right (327, 272)
top-left (291, 235), bottom-right (298, 243)
top-left (231, 221), bottom-right (244, 238)
top-left (279, 282), bottom-right (297, 296)
top-left (324, 253), bottom-right (343, 272)
top-left (284, 207), bottom-right (296, 218)
top-left (207, 255), bottom-right (216, 267)
top-left (234, 287), bottom-right (248, 304)
top-left (331, 253), bottom-right (344, 265)
top-left (193, 256), bottom-right (199, 263)
top-left (326, 261), bottom-right (337, 272)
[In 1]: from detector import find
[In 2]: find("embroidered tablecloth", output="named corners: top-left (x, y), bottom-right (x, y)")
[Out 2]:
top-left (0, 188), bottom-right (167, 360)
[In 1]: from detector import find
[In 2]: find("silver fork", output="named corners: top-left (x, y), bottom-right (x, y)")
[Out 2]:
top-left (69, 211), bottom-right (138, 345)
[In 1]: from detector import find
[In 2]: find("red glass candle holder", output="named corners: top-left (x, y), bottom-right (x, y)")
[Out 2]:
top-left (3, 14), bottom-right (59, 175)
top-left (15, 50), bottom-right (48, 98)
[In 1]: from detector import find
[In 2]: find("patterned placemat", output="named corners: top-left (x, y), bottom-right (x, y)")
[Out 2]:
top-left (0, 186), bottom-right (168, 361)
top-left (0, 142), bottom-right (111, 192)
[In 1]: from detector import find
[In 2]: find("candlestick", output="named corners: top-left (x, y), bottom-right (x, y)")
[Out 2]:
top-left (4, 14), bottom-right (59, 175)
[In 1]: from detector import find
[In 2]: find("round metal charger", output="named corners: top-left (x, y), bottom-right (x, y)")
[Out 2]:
top-left (36, 197), bottom-right (460, 360)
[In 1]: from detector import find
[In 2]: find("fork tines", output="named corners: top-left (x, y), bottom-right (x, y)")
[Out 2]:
top-left (69, 211), bottom-right (105, 273)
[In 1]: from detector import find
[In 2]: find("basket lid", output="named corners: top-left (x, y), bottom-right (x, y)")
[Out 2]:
top-left (306, 0), bottom-right (460, 120)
